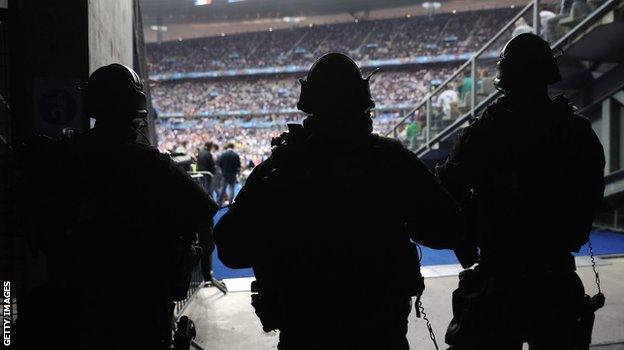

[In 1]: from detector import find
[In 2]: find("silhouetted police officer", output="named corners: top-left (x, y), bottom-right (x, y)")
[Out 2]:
top-left (18, 64), bottom-right (217, 350)
top-left (438, 33), bottom-right (605, 349)
top-left (214, 53), bottom-right (474, 350)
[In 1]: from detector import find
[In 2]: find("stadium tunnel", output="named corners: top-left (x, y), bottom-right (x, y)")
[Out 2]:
top-left (2, 0), bottom-right (624, 349)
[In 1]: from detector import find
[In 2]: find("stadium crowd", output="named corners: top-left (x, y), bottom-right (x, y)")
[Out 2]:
top-left (151, 3), bottom-right (570, 164)
top-left (153, 65), bottom-right (460, 161)
top-left (157, 115), bottom-right (300, 166)
top-left (151, 67), bottom-right (456, 116)
top-left (156, 111), bottom-right (401, 165)
top-left (147, 7), bottom-right (517, 74)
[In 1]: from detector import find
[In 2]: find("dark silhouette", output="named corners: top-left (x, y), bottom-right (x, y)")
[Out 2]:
top-left (217, 142), bottom-right (241, 204)
top-left (18, 64), bottom-right (218, 350)
top-left (198, 141), bottom-right (217, 174)
top-left (197, 142), bottom-right (217, 281)
top-left (437, 33), bottom-right (605, 349)
top-left (214, 53), bottom-right (474, 350)
top-left (197, 141), bottom-right (217, 193)
top-left (171, 141), bottom-right (194, 171)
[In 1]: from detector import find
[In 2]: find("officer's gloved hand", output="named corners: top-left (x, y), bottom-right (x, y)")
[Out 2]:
top-left (454, 242), bottom-right (479, 269)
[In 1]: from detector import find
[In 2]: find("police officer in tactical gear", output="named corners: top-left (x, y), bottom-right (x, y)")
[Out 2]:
top-left (17, 64), bottom-right (218, 350)
top-left (437, 33), bottom-right (605, 349)
top-left (214, 53), bottom-right (474, 350)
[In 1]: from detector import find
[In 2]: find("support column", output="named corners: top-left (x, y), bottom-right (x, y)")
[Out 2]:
top-left (426, 98), bottom-right (431, 148)
top-left (602, 96), bottom-right (620, 174)
top-left (88, 0), bottom-right (133, 74)
top-left (534, 0), bottom-right (541, 36)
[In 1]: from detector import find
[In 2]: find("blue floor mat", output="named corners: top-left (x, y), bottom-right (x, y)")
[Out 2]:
top-left (211, 208), bottom-right (624, 280)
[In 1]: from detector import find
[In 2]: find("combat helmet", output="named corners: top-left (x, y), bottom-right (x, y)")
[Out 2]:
top-left (83, 63), bottom-right (148, 123)
top-left (494, 33), bottom-right (562, 92)
top-left (297, 53), bottom-right (377, 116)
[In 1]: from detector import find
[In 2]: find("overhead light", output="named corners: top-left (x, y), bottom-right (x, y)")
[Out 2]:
top-left (422, 2), bottom-right (441, 10)
top-left (221, 32), bottom-right (226, 37)
top-left (150, 25), bottom-right (168, 32)
top-left (283, 16), bottom-right (305, 23)
top-left (194, 0), bottom-right (211, 5)
top-left (406, 13), bottom-right (411, 18)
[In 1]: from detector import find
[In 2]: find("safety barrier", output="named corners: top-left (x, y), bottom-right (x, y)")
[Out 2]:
top-left (174, 265), bottom-right (205, 316)
top-left (173, 171), bottom-right (227, 318)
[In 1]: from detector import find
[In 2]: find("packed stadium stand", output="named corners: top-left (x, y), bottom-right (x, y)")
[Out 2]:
top-left (151, 67), bottom-right (457, 163)
top-left (147, 6), bottom-right (523, 161)
top-left (147, 0), bottom-right (620, 172)
top-left (147, 7), bottom-right (517, 74)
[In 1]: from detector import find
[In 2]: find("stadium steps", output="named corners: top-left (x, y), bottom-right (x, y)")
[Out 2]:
top-left (354, 21), bottom-right (377, 55)
top-left (435, 16), bottom-right (456, 45)
top-left (286, 30), bottom-right (309, 58)
top-left (387, 22), bottom-right (406, 48)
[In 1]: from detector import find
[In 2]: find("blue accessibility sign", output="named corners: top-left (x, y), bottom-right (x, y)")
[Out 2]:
top-left (38, 88), bottom-right (78, 125)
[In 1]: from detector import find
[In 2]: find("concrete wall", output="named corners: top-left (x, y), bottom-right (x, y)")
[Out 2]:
top-left (88, 0), bottom-right (133, 73)
top-left (13, 0), bottom-right (90, 139)
top-left (8, 0), bottom-right (136, 306)
top-left (12, 0), bottom-right (134, 139)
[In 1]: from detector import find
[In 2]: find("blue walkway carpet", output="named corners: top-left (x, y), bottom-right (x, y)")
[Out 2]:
top-left (211, 208), bottom-right (624, 280)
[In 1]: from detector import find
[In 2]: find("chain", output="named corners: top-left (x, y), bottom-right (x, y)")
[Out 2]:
top-left (413, 242), bottom-right (438, 350)
top-left (415, 296), bottom-right (439, 350)
top-left (587, 238), bottom-right (601, 294)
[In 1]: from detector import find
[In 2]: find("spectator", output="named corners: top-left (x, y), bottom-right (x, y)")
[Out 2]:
top-left (197, 141), bottom-right (217, 190)
top-left (438, 85), bottom-right (460, 119)
top-left (406, 119), bottom-right (421, 150)
top-left (217, 142), bottom-right (241, 204)
top-left (512, 17), bottom-right (534, 38)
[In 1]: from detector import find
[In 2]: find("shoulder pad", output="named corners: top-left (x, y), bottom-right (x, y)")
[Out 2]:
top-left (370, 134), bottom-right (405, 150)
top-left (487, 96), bottom-right (508, 111)
top-left (568, 112), bottom-right (592, 131)
top-left (286, 123), bottom-right (304, 134)
top-left (480, 96), bottom-right (509, 119)
top-left (551, 95), bottom-right (577, 115)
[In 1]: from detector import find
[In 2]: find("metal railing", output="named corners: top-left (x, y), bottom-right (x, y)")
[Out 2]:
top-left (174, 265), bottom-right (206, 316)
top-left (388, 0), bottom-right (622, 155)
top-left (172, 171), bottom-right (227, 318)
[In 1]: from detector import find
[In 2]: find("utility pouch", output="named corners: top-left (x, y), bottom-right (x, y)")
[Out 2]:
top-left (445, 268), bottom-right (494, 346)
top-left (407, 242), bottom-right (425, 297)
top-left (171, 242), bottom-right (202, 301)
top-left (174, 315), bottom-right (197, 350)
top-left (250, 280), bottom-right (282, 332)
top-left (574, 292), bottom-right (605, 348)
